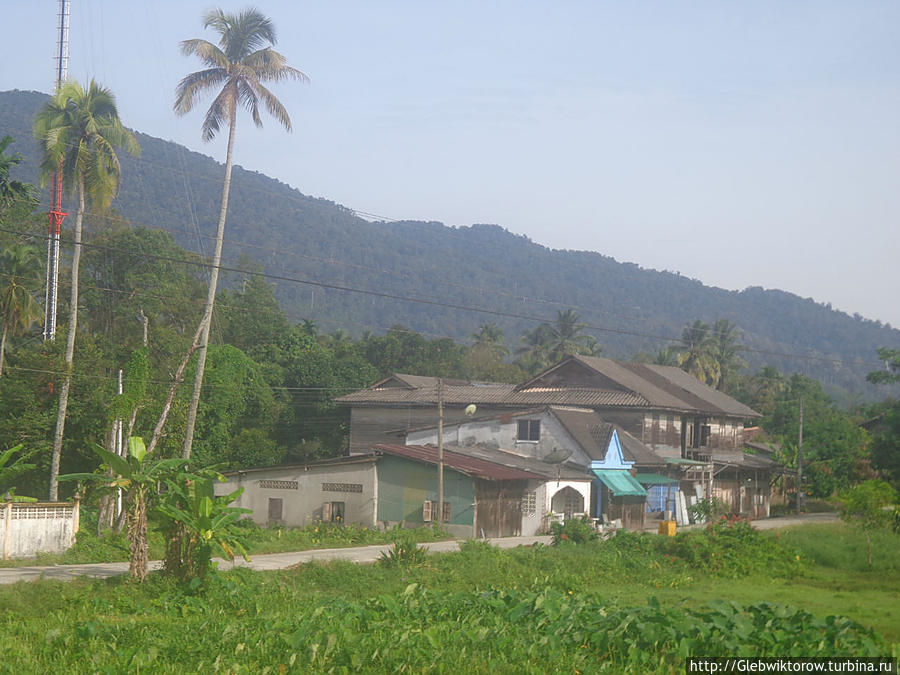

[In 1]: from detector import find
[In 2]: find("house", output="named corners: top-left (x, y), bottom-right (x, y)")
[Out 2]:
top-left (336, 355), bottom-right (772, 521)
top-left (217, 445), bottom-right (548, 538)
top-left (403, 405), bottom-right (664, 530)
top-left (336, 356), bottom-right (761, 462)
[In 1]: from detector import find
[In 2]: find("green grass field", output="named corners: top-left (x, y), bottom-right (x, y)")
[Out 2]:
top-left (0, 521), bottom-right (897, 673)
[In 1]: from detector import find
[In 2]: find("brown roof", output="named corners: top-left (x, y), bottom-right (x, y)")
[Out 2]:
top-left (519, 355), bottom-right (760, 418)
top-left (336, 382), bottom-right (645, 408)
top-left (373, 444), bottom-right (545, 481)
top-left (548, 407), bottom-right (666, 467)
top-left (337, 356), bottom-right (759, 419)
top-left (442, 443), bottom-right (593, 481)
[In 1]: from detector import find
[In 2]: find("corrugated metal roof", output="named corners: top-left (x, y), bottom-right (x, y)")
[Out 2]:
top-left (592, 469), bottom-right (648, 497)
top-left (442, 443), bottom-right (593, 481)
top-left (373, 444), bottom-right (544, 481)
top-left (634, 472), bottom-right (679, 485)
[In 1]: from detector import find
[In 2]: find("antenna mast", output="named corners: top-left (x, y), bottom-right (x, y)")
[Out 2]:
top-left (43, 0), bottom-right (70, 341)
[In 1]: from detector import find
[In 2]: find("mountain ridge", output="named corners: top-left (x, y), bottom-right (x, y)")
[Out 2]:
top-left (2, 88), bottom-right (896, 399)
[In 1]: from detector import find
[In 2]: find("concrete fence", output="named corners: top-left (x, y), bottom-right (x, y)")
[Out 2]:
top-left (1, 499), bottom-right (80, 560)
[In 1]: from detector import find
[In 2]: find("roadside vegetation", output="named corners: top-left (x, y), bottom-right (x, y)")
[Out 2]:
top-left (1, 520), bottom-right (897, 672)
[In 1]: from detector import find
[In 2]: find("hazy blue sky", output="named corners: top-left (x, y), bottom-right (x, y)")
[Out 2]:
top-left (2, 1), bottom-right (898, 327)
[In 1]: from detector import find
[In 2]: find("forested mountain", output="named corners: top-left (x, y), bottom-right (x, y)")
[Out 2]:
top-left (2, 89), bottom-right (896, 400)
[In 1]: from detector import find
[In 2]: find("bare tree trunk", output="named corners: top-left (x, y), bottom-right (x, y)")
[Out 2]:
top-left (181, 104), bottom-right (238, 460)
top-left (128, 488), bottom-right (148, 582)
top-left (48, 181), bottom-right (84, 501)
top-left (145, 335), bottom-right (200, 455)
top-left (0, 322), bottom-right (7, 377)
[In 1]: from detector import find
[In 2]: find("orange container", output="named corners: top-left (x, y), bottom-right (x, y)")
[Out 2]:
top-left (658, 521), bottom-right (677, 536)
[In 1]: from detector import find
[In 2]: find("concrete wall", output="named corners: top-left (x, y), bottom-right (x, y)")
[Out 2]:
top-left (348, 405), bottom-right (510, 454)
top-left (1, 502), bottom-right (79, 560)
top-left (406, 411), bottom-right (594, 466)
top-left (218, 459), bottom-right (378, 528)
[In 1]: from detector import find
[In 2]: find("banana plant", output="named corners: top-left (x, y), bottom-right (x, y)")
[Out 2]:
top-left (60, 436), bottom-right (187, 581)
top-left (156, 469), bottom-right (250, 581)
top-left (0, 444), bottom-right (37, 500)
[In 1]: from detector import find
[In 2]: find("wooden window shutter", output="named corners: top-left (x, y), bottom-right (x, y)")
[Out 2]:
top-left (422, 500), bottom-right (433, 522)
top-left (321, 502), bottom-right (332, 522)
top-left (442, 501), bottom-right (451, 522)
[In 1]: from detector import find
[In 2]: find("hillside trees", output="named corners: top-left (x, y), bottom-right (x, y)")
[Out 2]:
top-left (0, 244), bottom-right (43, 377)
top-left (764, 374), bottom-right (869, 498)
top-left (174, 7), bottom-right (307, 460)
top-left (34, 80), bottom-right (139, 500)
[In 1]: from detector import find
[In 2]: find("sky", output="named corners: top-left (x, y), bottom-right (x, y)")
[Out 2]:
top-left (2, 1), bottom-right (899, 327)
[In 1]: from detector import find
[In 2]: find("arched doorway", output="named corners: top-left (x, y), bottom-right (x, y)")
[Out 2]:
top-left (551, 486), bottom-right (584, 520)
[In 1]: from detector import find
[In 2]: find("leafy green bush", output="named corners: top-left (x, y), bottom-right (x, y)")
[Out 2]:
top-left (378, 534), bottom-right (428, 568)
top-left (550, 516), bottom-right (598, 545)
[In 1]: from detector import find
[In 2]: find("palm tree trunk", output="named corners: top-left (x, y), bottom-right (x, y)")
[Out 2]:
top-left (48, 180), bottom-right (84, 501)
top-left (0, 321), bottom-right (7, 377)
top-left (181, 103), bottom-right (238, 460)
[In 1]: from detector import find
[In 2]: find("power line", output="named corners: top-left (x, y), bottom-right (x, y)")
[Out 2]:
top-left (1, 225), bottom-right (889, 368)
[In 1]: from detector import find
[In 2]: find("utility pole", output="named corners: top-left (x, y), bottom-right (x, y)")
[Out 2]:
top-left (437, 377), bottom-right (444, 527)
top-left (796, 397), bottom-right (804, 515)
top-left (43, 0), bottom-right (71, 341)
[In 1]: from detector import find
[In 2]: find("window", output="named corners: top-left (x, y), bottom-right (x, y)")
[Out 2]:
top-left (322, 482), bottom-right (363, 493)
top-left (700, 425), bottom-right (711, 447)
top-left (267, 498), bottom-right (283, 523)
top-left (423, 501), bottom-right (451, 522)
top-left (330, 501), bottom-right (345, 523)
top-left (517, 419), bottom-right (540, 442)
top-left (521, 492), bottom-right (537, 517)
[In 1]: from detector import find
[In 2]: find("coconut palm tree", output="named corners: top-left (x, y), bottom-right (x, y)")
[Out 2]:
top-left (677, 319), bottom-right (718, 386)
top-left (547, 309), bottom-right (593, 361)
top-left (709, 319), bottom-right (746, 392)
top-left (34, 80), bottom-right (139, 500)
top-left (0, 136), bottom-right (36, 210)
top-left (0, 244), bottom-right (43, 377)
top-left (174, 7), bottom-right (307, 460)
top-left (471, 323), bottom-right (509, 358)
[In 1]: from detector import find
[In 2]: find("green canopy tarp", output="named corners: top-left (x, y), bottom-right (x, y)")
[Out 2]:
top-left (592, 469), bottom-right (647, 497)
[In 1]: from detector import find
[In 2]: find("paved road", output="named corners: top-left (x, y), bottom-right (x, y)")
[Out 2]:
top-left (0, 535), bottom-right (551, 585)
top-left (0, 513), bottom-right (837, 585)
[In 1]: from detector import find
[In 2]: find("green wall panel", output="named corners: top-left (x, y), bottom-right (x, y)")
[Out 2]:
top-left (377, 455), bottom-right (474, 526)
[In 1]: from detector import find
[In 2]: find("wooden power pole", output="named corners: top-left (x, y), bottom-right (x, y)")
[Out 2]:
top-left (796, 397), bottom-right (804, 514)
top-left (437, 377), bottom-right (444, 527)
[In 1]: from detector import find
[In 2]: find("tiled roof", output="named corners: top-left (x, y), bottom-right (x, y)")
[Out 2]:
top-left (335, 383), bottom-right (646, 408)
top-left (373, 444), bottom-right (545, 481)
top-left (337, 356), bottom-right (760, 419)
top-left (519, 355), bottom-right (761, 418)
top-left (549, 407), bottom-right (666, 467)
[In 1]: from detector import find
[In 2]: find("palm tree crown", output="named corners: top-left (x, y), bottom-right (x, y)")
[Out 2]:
top-left (174, 8), bottom-right (308, 140)
top-left (0, 244), bottom-right (43, 377)
top-left (34, 80), bottom-right (139, 207)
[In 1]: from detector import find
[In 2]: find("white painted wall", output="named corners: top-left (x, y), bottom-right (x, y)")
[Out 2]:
top-left (406, 411), bottom-right (593, 466)
top-left (1, 502), bottom-right (79, 560)
top-left (217, 460), bottom-right (378, 528)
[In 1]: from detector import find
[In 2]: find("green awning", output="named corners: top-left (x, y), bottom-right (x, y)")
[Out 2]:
top-left (592, 469), bottom-right (647, 497)
top-left (634, 472), bottom-right (678, 486)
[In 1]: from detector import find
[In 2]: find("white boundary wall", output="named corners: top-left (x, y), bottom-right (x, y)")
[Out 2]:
top-left (1, 501), bottom-right (80, 560)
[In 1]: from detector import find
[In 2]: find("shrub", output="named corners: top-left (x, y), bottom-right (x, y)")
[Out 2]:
top-left (550, 516), bottom-right (598, 545)
top-left (378, 534), bottom-right (428, 568)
